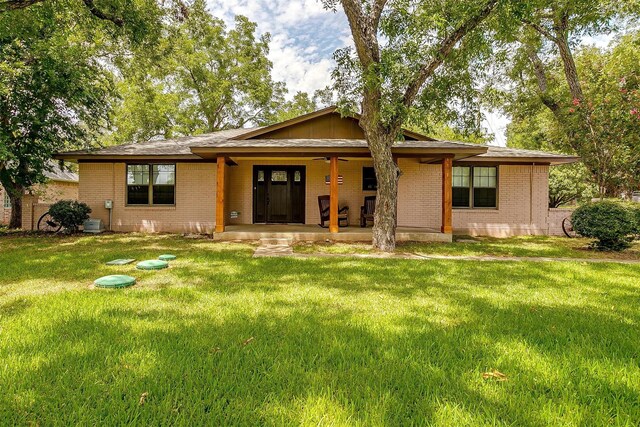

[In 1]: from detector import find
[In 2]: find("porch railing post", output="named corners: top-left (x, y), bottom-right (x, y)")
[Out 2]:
top-left (216, 156), bottom-right (226, 233)
top-left (329, 156), bottom-right (339, 233)
top-left (441, 156), bottom-right (453, 234)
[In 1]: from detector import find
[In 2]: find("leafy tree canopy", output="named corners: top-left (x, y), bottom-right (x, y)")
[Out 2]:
top-left (0, 1), bottom-right (118, 226)
top-left (106, 0), bottom-right (288, 144)
top-left (504, 33), bottom-right (640, 196)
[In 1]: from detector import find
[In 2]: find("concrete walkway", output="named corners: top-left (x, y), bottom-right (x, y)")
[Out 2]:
top-left (253, 246), bottom-right (640, 264)
top-left (252, 237), bottom-right (294, 258)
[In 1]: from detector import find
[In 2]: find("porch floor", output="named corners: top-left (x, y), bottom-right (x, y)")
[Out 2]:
top-left (213, 224), bottom-right (451, 243)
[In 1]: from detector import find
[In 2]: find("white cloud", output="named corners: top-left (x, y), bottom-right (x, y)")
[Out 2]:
top-left (206, 0), bottom-right (349, 96)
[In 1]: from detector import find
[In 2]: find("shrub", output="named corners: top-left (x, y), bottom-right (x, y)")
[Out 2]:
top-left (571, 201), bottom-right (636, 251)
top-left (48, 200), bottom-right (92, 233)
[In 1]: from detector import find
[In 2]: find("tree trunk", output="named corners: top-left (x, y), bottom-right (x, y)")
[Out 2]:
top-left (360, 122), bottom-right (399, 251)
top-left (8, 190), bottom-right (23, 229)
top-left (555, 35), bottom-right (584, 102)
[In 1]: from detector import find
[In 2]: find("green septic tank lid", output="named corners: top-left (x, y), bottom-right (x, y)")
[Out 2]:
top-left (136, 259), bottom-right (169, 270)
top-left (158, 254), bottom-right (177, 261)
top-left (94, 275), bottom-right (136, 289)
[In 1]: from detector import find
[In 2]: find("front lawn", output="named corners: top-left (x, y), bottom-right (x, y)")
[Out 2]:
top-left (1, 234), bottom-right (639, 425)
top-left (295, 235), bottom-right (640, 260)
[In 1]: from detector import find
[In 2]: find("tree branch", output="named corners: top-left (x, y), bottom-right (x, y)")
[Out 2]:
top-left (340, 0), bottom-right (381, 67)
top-left (0, 0), bottom-right (42, 12)
top-left (82, 0), bottom-right (123, 27)
top-left (521, 18), bottom-right (558, 43)
top-left (526, 48), bottom-right (561, 115)
top-left (401, 0), bottom-right (498, 109)
top-left (0, 0), bottom-right (124, 27)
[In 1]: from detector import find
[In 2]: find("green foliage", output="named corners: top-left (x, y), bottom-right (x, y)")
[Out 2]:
top-left (329, 0), bottom-right (498, 135)
top-left (0, 1), bottom-right (117, 225)
top-left (502, 32), bottom-right (640, 197)
top-left (548, 163), bottom-right (596, 207)
top-left (107, 0), bottom-right (286, 144)
top-left (268, 89), bottom-right (335, 123)
top-left (571, 201), bottom-right (636, 250)
top-left (48, 200), bottom-right (92, 232)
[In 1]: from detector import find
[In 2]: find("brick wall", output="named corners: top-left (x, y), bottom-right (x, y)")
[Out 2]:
top-left (77, 160), bottom-right (556, 237)
top-left (1, 181), bottom-right (79, 229)
top-left (452, 165), bottom-right (550, 236)
top-left (397, 161), bottom-right (552, 236)
top-left (547, 208), bottom-right (574, 236)
top-left (78, 162), bottom-right (216, 233)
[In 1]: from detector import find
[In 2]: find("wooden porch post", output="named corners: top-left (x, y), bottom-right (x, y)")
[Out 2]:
top-left (215, 156), bottom-right (226, 233)
top-left (329, 156), bottom-right (339, 233)
top-left (441, 157), bottom-right (453, 234)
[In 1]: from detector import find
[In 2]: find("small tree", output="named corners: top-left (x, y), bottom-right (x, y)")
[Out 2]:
top-left (548, 163), bottom-right (596, 208)
top-left (48, 200), bottom-right (92, 233)
top-left (571, 201), bottom-right (636, 251)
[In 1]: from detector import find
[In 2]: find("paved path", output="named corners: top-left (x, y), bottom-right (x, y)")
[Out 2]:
top-left (253, 246), bottom-right (640, 264)
top-left (252, 238), bottom-right (294, 258)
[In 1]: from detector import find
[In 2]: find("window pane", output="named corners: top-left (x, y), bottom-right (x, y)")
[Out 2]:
top-left (453, 187), bottom-right (470, 208)
top-left (271, 171), bottom-right (287, 182)
top-left (127, 185), bottom-right (149, 205)
top-left (153, 185), bottom-right (175, 205)
top-left (257, 170), bottom-right (264, 182)
top-left (3, 192), bottom-right (11, 209)
top-left (294, 171), bottom-right (301, 182)
top-left (473, 167), bottom-right (497, 188)
top-left (127, 165), bottom-right (149, 185)
top-left (152, 164), bottom-right (175, 185)
top-left (362, 167), bottom-right (377, 190)
top-left (453, 166), bottom-right (470, 188)
top-left (473, 188), bottom-right (497, 208)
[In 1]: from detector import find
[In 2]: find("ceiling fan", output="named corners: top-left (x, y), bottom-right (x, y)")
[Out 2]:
top-left (312, 157), bottom-right (349, 162)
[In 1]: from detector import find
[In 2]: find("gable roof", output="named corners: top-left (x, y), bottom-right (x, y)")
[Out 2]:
top-left (44, 161), bottom-right (78, 182)
top-left (230, 106), bottom-right (434, 141)
top-left (55, 107), bottom-right (578, 165)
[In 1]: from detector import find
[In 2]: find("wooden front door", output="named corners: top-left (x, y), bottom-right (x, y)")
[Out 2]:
top-left (253, 166), bottom-right (305, 223)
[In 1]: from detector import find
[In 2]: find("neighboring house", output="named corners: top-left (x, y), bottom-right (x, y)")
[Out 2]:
top-left (56, 107), bottom-right (578, 241)
top-left (0, 163), bottom-right (79, 229)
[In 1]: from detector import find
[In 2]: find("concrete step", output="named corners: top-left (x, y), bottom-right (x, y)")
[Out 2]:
top-left (259, 237), bottom-right (293, 246)
top-left (253, 244), bottom-right (294, 258)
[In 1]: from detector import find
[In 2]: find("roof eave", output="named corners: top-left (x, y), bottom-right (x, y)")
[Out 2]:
top-left (54, 153), bottom-right (203, 162)
top-left (460, 156), bottom-right (580, 165)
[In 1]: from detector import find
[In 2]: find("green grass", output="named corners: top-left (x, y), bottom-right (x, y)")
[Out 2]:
top-left (295, 235), bottom-right (640, 260)
top-left (1, 234), bottom-right (640, 425)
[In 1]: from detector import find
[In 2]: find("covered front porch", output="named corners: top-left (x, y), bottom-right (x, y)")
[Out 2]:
top-left (213, 224), bottom-right (451, 243)
top-left (210, 155), bottom-right (457, 239)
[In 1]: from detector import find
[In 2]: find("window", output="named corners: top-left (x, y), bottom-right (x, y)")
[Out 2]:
top-left (362, 167), bottom-right (377, 191)
top-left (127, 164), bottom-right (175, 205)
top-left (3, 191), bottom-right (10, 209)
top-left (452, 166), bottom-right (497, 208)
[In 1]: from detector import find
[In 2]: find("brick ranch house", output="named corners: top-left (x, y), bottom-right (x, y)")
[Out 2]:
top-left (1, 163), bottom-right (79, 229)
top-left (56, 107), bottom-right (578, 242)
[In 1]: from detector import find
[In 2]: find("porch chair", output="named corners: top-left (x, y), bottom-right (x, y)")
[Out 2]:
top-left (318, 195), bottom-right (349, 228)
top-left (360, 196), bottom-right (376, 227)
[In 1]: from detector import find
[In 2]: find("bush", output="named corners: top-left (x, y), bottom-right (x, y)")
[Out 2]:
top-left (571, 201), bottom-right (636, 251)
top-left (48, 200), bottom-right (92, 233)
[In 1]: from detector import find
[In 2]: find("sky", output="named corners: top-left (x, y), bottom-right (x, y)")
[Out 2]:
top-left (205, 0), bottom-right (615, 146)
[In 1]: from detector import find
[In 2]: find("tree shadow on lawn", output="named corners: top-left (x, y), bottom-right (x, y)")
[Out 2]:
top-left (2, 290), bottom-right (639, 425)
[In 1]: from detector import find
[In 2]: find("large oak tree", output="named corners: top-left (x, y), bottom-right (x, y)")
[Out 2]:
top-left (324, 0), bottom-right (500, 251)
